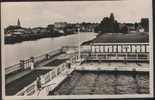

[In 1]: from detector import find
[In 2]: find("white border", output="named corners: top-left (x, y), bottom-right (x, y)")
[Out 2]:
top-left (1, 0), bottom-right (154, 99)
top-left (1, 3), bottom-right (6, 100)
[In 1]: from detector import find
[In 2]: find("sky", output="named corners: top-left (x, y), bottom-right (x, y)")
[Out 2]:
top-left (1, 0), bottom-right (152, 28)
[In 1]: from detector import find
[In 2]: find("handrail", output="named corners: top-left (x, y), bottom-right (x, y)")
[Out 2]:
top-left (15, 61), bottom-right (68, 96)
top-left (5, 48), bottom-right (63, 75)
top-left (15, 54), bottom-right (78, 96)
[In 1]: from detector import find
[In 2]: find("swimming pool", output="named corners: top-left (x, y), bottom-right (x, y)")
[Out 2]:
top-left (49, 70), bottom-right (149, 95)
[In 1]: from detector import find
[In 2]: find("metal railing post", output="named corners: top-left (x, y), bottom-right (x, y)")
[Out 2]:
top-left (30, 56), bottom-right (35, 69)
top-left (20, 60), bottom-right (25, 70)
top-left (45, 54), bottom-right (49, 60)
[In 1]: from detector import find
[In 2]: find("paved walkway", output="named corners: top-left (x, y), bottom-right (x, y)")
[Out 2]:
top-left (34, 67), bottom-right (75, 96)
top-left (76, 62), bottom-right (149, 72)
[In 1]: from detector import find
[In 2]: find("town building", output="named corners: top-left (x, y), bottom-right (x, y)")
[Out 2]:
top-left (54, 22), bottom-right (68, 29)
top-left (17, 18), bottom-right (21, 27)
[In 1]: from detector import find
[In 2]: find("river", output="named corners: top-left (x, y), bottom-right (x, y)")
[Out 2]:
top-left (4, 32), bottom-right (97, 67)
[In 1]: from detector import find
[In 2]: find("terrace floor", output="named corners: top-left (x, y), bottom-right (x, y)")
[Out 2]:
top-left (76, 62), bottom-right (149, 72)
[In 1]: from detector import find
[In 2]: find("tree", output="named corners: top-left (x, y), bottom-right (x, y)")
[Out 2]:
top-left (140, 18), bottom-right (149, 32)
top-left (95, 13), bottom-right (120, 33)
top-left (110, 13), bottom-right (115, 22)
top-left (120, 25), bottom-right (128, 34)
top-left (134, 22), bottom-right (139, 31)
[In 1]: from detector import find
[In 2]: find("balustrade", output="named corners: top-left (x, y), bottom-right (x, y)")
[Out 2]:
top-left (15, 56), bottom-right (77, 96)
top-left (5, 48), bottom-right (63, 75)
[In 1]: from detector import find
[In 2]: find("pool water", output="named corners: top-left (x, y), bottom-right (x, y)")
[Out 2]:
top-left (49, 71), bottom-right (149, 95)
top-left (6, 69), bottom-right (51, 95)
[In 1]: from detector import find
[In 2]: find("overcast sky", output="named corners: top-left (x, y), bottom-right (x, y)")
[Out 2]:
top-left (1, 0), bottom-right (152, 28)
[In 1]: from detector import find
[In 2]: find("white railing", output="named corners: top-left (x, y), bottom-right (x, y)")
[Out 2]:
top-left (5, 48), bottom-right (63, 75)
top-left (41, 61), bottom-right (68, 84)
top-left (15, 59), bottom-right (73, 96)
top-left (14, 53), bottom-right (78, 96)
top-left (5, 63), bottom-right (21, 75)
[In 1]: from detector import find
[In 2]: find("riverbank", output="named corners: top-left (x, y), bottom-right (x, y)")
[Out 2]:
top-left (5, 32), bottom-right (76, 44)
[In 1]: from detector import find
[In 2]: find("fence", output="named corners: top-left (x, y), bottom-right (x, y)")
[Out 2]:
top-left (5, 63), bottom-right (21, 75)
top-left (5, 48), bottom-right (63, 75)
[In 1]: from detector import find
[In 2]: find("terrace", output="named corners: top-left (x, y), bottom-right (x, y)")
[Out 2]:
top-left (45, 61), bottom-right (149, 95)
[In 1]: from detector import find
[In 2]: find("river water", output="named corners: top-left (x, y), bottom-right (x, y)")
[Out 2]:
top-left (4, 32), bottom-right (97, 67)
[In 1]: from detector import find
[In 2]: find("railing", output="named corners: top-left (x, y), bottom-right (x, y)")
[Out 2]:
top-left (5, 48), bottom-right (63, 75)
top-left (41, 62), bottom-right (67, 85)
top-left (5, 63), bottom-right (21, 75)
top-left (15, 54), bottom-right (78, 96)
top-left (34, 49), bottom-right (63, 65)
top-left (82, 52), bottom-right (149, 61)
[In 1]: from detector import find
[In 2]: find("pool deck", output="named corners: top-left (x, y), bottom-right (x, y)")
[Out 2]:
top-left (34, 67), bottom-right (75, 96)
top-left (6, 56), bottom-right (150, 96)
top-left (34, 62), bottom-right (149, 96)
top-left (76, 62), bottom-right (149, 72)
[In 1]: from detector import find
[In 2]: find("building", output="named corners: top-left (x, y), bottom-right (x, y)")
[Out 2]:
top-left (137, 25), bottom-right (144, 32)
top-left (54, 22), bottom-right (68, 29)
top-left (79, 23), bottom-right (98, 32)
top-left (81, 33), bottom-right (149, 62)
top-left (5, 18), bottom-right (23, 36)
top-left (140, 18), bottom-right (149, 32)
top-left (17, 18), bottom-right (21, 27)
top-left (126, 23), bottom-right (136, 33)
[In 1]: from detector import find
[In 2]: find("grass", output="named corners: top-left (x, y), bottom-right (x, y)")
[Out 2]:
top-left (82, 32), bottom-right (149, 45)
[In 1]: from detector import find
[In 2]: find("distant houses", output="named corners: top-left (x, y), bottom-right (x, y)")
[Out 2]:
top-left (4, 15), bottom-right (149, 44)
top-left (5, 26), bottom-right (32, 37)
top-left (119, 23), bottom-right (145, 33)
